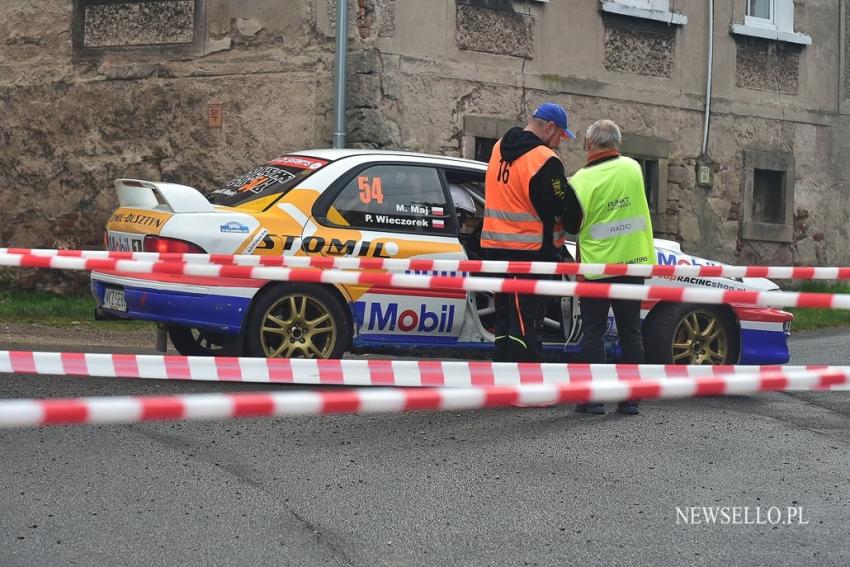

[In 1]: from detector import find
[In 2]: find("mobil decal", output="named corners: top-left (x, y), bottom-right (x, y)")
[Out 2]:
top-left (366, 302), bottom-right (456, 333)
top-left (657, 251), bottom-right (719, 267)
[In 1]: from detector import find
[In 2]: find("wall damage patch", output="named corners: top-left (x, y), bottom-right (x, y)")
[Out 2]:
top-left (735, 37), bottom-right (800, 95)
top-left (81, 0), bottom-right (195, 48)
top-left (455, 4), bottom-right (534, 59)
top-left (603, 21), bottom-right (675, 78)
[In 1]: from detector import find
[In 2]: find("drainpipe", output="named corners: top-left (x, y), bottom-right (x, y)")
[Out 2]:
top-left (700, 0), bottom-right (714, 157)
top-left (332, 0), bottom-right (349, 149)
top-left (695, 0), bottom-right (714, 187)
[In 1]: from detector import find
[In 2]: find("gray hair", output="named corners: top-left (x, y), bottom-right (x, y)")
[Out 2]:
top-left (585, 120), bottom-right (622, 149)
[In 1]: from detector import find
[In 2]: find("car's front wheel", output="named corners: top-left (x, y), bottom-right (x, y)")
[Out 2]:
top-left (643, 304), bottom-right (739, 365)
top-left (244, 284), bottom-right (349, 359)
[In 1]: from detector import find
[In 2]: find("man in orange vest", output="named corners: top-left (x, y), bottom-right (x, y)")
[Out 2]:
top-left (481, 103), bottom-right (582, 362)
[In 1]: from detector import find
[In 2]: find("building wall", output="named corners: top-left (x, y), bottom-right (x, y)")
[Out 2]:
top-left (0, 0), bottom-right (847, 291)
top-left (364, 0), bottom-right (847, 267)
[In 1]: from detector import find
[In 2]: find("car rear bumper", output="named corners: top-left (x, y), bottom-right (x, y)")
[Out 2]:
top-left (91, 272), bottom-right (256, 335)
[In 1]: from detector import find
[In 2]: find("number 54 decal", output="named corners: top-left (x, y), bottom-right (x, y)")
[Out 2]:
top-left (358, 176), bottom-right (384, 205)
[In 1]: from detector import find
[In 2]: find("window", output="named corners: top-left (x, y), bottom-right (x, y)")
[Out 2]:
top-left (731, 0), bottom-right (810, 45)
top-left (474, 137), bottom-right (497, 163)
top-left (633, 157), bottom-right (660, 215)
top-left (741, 150), bottom-right (794, 242)
top-left (745, 0), bottom-right (785, 30)
top-left (751, 169), bottom-right (786, 224)
top-left (599, 0), bottom-right (687, 25)
top-left (747, 0), bottom-right (772, 21)
top-left (462, 116), bottom-right (518, 161)
top-left (620, 134), bottom-right (670, 233)
top-left (209, 156), bottom-right (329, 210)
top-left (323, 165), bottom-right (453, 235)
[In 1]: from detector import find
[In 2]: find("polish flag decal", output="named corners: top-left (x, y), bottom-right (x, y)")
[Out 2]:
top-left (432, 206), bottom-right (444, 216)
top-left (433, 219), bottom-right (445, 229)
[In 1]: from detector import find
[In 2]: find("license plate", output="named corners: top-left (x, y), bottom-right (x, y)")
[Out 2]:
top-left (103, 288), bottom-right (127, 312)
top-left (107, 231), bottom-right (144, 252)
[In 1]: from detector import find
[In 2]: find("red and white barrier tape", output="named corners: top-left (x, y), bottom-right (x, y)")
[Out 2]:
top-left (2, 247), bottom-right (849, 280)
top-left (2, 350), bottom-right (848, 390)
top-left (0, 367), bottom-right (847, 428)
top-left (0, 253), bottom-right (846, 309)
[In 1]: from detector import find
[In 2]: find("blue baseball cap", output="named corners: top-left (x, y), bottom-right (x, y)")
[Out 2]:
top-left (532, 102), bottom-right (576, 140)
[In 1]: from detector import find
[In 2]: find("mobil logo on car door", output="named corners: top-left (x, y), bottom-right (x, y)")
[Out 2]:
top-left (307, 160), bottom-right (470, 345)
top-left (353, 289), bottom-right (466, 344)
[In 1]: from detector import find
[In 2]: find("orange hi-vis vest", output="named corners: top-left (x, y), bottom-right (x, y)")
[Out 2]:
top-left (481, 140), bottom-right (566, 251)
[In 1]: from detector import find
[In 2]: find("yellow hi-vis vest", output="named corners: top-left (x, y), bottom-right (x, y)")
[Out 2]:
top-left (570, 155), bottom-right (655, 279)
top-left (481, 141), bottom-right (566, 251)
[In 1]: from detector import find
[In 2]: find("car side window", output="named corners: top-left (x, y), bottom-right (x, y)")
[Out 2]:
top-left (326, 165), bottom-right (453, 235)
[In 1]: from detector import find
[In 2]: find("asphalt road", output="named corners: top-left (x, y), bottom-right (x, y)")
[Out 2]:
top-left (0, 328), bottom-right (849, 566)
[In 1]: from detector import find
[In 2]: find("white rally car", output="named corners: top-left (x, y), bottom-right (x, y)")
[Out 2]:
top-left (91, 149), bottom-right (792, 364)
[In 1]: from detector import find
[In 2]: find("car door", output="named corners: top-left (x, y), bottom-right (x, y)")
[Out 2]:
top-left (309, 161), bottom-right (470, 347)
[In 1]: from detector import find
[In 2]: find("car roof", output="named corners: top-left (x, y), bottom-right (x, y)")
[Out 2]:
top-left (290, 148), bottom-right (487, 169)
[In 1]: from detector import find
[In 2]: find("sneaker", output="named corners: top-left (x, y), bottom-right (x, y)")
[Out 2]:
top-left (576, 402), bottom-right (605, 415)
top-left (617, 401), bottom-right (640, 415)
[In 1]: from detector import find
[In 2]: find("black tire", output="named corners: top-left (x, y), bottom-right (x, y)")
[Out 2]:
top-left (244, 283), bottom-right (349, 359)
top-left (167, 326), bottom-right (235, 357)
top-left (643, 304), bottom-right (740, 365)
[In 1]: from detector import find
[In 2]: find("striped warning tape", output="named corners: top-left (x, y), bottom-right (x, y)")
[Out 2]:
top-left (0, 367), bottom-right (846, 428)
top-left (1, 350), bottom-right (848, 390)
top-left (0, 253), bottom-right (847, 310)
top-left (2, 247), bottom-right (849, 280)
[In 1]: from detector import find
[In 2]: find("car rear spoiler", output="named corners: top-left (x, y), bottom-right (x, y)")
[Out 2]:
top-left (115, 179), bottom-right (215, 213)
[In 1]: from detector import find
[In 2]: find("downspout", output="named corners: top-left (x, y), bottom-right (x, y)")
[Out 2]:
top-left (332, 0), bottom-right (349, 149)
top-left (700, 0), bottom-right (714, 157)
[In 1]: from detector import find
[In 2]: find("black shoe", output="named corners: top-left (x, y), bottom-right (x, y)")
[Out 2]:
top-left (617, 401), bottom-right (640, 415)
top-left (576, 403), bottom-right (605, 415)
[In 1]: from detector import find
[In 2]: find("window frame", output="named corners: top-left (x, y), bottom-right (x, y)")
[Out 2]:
top-left (312, 162), bottom-right (459, 237)
top-left (731, 0), bottom-right (810, 45)
top-left (745, 0), bottom-right (775, 29)
top-left (740, 150), bottom-right (795, 243)
top-left (619, 134), bottom-right (671, 234)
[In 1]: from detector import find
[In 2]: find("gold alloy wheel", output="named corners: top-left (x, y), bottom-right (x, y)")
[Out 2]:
top-left (671, 310), bottom-right (729, 365)
top-left (259, 293), bottom-right (337, 358)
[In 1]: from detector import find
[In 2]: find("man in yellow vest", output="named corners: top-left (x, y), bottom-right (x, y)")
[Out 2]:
top-left (570, 119), bottom-right (656, 415)
top-left (481, 103), bottom-right (582, 362)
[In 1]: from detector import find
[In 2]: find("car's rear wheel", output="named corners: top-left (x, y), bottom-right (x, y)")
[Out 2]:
top-left (643, 304), bottom-right (739, 365)
top-left (167, 326), bottom-right (232, 357)
top-left (244, 284), bottom-right (349, 359)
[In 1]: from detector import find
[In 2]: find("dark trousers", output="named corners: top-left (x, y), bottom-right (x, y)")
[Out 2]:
top-left (485, 249), bottom-right (558, 363)
top-left (493, 284), bottom-right (550, 362)
top-left (579, 276), bottom-right (645, 364)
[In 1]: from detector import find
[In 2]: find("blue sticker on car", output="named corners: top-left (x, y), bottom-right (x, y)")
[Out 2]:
top-left (220, 222), bottom-right (250, 234)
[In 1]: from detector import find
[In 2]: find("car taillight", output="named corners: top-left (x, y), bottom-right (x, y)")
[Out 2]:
top-left (143, 236), bottom-right (206, 254)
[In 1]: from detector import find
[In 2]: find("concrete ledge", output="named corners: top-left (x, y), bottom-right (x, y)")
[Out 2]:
top-left (730, 23), bottom-right (812, 46)
top-left (741, 222), bottom-right (793, 243)
top-left (600, 1), bottom-right (687, 26)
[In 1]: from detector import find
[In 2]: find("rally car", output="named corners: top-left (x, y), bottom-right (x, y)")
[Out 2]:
top-left (91, 149), bottom-right (792, 364)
